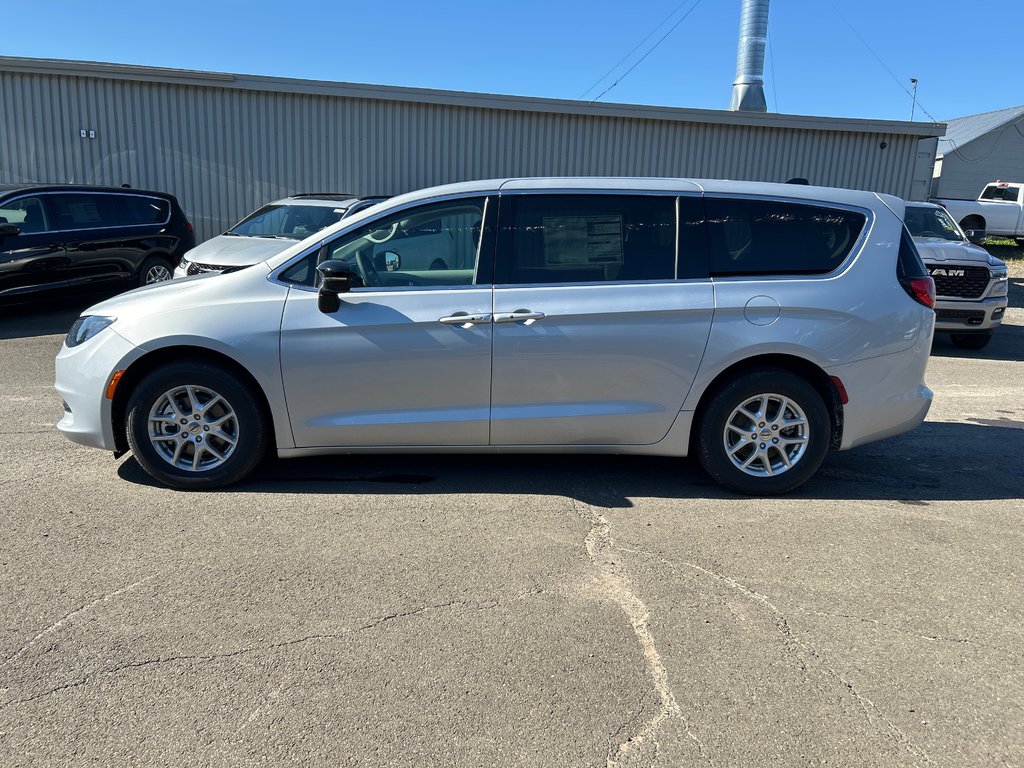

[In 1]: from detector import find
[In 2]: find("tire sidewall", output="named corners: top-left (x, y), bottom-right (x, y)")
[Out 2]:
top-left (126, 362), bottom-right (266, 489)
top-left (697, 369), bottom-right (831, 495)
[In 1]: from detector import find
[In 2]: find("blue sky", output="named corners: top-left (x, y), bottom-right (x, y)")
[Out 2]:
top-left (6, 1), bottom-right (1022, 122)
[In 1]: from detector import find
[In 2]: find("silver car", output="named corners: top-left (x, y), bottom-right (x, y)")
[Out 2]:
top-left (56, 178), bottom-right (936, 495)
top-left (173, 193), bottom-right (387, 278)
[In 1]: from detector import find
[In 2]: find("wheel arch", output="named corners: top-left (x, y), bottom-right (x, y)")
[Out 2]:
top-left (688, 353), bottom-right (844, 452)
top-left (960, 213), bottom-right (986, 229)
top-left (110, 345), bottom-right (277, 455)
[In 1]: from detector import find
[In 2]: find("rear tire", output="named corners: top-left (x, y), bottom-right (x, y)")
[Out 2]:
top-left (126, 361), bottom-right (267, 489)
top-left (138, 255), bottom-right (173, 286)
top-left (950, 332), bottom-right (992, 350)
top-left (696, 369), bottom-right (831, 495)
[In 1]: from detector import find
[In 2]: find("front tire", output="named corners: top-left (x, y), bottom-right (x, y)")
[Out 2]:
top-left (125, 362), bottom-right (267, 489)
top-left (950, 332), bottom-right (992, 350)
top-left (696, 369), bottom-right (831, 495)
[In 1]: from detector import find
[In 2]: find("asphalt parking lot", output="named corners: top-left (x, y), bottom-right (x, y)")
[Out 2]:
top-left (1, 280), bottom-right (1022, 768)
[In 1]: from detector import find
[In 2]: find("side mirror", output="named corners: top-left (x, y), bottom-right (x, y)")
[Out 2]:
top-left (383, 251), bottom-right (400, 271)
top-left (963, 228), bottom-right (986, 245)
top-left (0, 223), bottom-right (21, 239)
top-left (316, 259), bottom-right (357, 313)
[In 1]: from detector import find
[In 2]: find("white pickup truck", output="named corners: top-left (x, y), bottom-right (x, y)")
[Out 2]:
top-left (934, 181), bottom-right (1024, 245)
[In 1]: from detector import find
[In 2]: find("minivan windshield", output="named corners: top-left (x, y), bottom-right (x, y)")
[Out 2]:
top-left (904, 206), bottom-right (964, 242)
top-left (229, 204), bottom-right (349, 240)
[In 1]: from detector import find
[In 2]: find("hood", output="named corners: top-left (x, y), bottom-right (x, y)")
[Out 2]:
top-left (183, 234), bottom-right (297, 267)
top-left (83, 262), bottom-right (273, 323)
top-left (912, 237), bottom-right (991, 265)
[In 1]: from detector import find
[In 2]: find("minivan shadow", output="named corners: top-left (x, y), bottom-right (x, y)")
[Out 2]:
top-left (116, 419), bottom-right (1023, 506)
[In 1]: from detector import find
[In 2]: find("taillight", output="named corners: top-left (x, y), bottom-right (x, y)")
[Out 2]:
top-left (907, 276), bottom-right (935, 308)
top-left (186, 222), bottom-right (194, 234)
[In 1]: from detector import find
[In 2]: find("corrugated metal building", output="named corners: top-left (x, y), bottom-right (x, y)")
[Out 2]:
top-left (1, 56), bottom-right (945, 241)
top-left (932, 105), bottom-right (1024, 200)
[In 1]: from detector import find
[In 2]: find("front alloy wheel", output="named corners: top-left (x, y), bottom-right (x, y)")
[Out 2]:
top-left (126, 361), bottom-right (267, 489)
top-left (148, 385), bottom-right (239, 472)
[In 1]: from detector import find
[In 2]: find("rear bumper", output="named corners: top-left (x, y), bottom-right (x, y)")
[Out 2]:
top-left (933, 296), bottom-right (1007, 332)
top-left (829, 312), bottom-right (934, 450)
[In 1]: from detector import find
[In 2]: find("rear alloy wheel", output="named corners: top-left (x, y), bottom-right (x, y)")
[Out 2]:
top-left (126, 362), bottom-right (267, 489)
top-left (951, 332), bottom-right (992, 351)
top-left (696, 369), bottom-right (831, 495)
top-left (138, 256), bottom-right (173, 286)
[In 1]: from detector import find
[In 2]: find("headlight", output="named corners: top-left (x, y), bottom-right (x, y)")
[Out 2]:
top-left (66, 315), bottom-right (116, 348)
top-left (177, 258), bottom-right (190, 270)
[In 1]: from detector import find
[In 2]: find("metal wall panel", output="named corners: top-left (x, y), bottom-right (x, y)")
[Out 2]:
top-left (2, 69), bottom-right (930, 242)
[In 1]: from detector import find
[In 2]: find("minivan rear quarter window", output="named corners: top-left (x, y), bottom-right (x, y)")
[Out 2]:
top-left (705, 198), bottom-right (866, 277)
top-left (498, 194), bottom-right (675, 284)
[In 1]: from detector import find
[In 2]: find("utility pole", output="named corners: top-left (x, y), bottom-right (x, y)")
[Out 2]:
top-left (910, 78), bottom-right (919, 121)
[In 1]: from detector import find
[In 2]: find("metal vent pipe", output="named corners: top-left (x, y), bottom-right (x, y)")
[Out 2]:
top-left (729, 0), bottom-right (770, 112)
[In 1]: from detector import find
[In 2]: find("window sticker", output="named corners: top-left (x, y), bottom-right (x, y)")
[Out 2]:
top-left (541, 215), bottom-right (624, 265)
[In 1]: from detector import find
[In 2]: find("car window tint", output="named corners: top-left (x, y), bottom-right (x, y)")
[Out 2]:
top-left (499, 195), bottom-right (675, 285)
top-left (705, 198), bottom-right (866, 276)
top-left (286, 198), bottom-right (487, 288)
top-left (980, 185), bottom-right (1020, 202)
top-left (114, 195), bottom-right (170, 226)
top-left (0, 196), bottom-right (50, 234)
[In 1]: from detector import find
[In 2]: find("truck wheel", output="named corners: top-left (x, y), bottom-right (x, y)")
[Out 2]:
top-left (695, 369), bottom-right (831, 496)
top-left (951, 332), bottom-right (992, 351)
top-left (126, 361), bottom-right (268, 489)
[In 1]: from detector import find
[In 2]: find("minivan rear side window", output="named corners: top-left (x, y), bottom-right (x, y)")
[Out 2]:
top-left (498, 194), bottom-right (675, 284)
top-left (49, 193), bottom-right (170, 230)
top-left (705, 198), bottom-right (866, 277)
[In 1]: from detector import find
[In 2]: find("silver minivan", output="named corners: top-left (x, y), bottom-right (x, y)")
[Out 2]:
top-left (55, 178), bottom-right (936, 495)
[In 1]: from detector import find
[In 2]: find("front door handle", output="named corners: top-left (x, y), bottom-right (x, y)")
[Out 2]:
top-left (438, 312), bottom-right (491, 328)
top-left (494, 309), bottom-right (545, 324)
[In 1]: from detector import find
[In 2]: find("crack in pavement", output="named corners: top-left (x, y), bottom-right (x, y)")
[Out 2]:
top-left (4, 576), bottom-right (156, 665)
top-left (0, 590), bottom-right (547, 710)
top-left (620, 545), bottom-right (934, 767)
top-left (796, 608), bottom-right (994, 650)
top-left (569, 498), bottom-right (712, 768)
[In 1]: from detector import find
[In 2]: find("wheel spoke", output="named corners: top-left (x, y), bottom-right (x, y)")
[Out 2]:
top-left (203, 443), bottom-right (226, 463)
top-left (740, 451), bottom-right (759, 470)
top-left (760, 453), bottom-right (774, 475)
top-left (185, 386), bottom-right (203, 416)
top-left (192, 444), bottom-right (205, 470)
top-left (781, 435), bottom-right (808, 446)
top-left (775, 446), bottom-right (793, 469)
top-left (201, 395), bottom-right (223, 415)
top-left (211, 428), bottom-right (237, 447)
top-left (171, 439), bottom-right (186, 465)
top-left (727, 438), bottom-right (750, 456)
top-left (758, 395), bottom-right (769, 421)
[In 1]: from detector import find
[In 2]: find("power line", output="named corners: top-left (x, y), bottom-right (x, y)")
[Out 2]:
top-left (579, 0), bottom-right (697, 101)
top-left (590, 0), bottom-right (707, 103)
top-left (828, 1), bottom-right (939, 123)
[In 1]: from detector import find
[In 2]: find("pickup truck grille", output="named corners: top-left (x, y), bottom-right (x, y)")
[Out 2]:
top-left (927, 265), bottom-right (990, 299)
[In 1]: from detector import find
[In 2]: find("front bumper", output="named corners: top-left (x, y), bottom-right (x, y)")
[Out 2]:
top-left (933, 296), bottom-right (1007, 332)
top-left (55, 328), bottom-right (142, 451)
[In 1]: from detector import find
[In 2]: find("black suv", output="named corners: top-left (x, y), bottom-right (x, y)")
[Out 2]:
top-left (0, 184), bottom-right (195, 301)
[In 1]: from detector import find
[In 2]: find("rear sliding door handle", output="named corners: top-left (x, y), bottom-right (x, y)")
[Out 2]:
top-left (494, 309), bottom-right (545, 324)
top-left (438, 312), bottom-right (491, 328)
